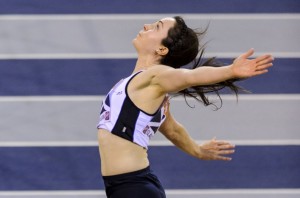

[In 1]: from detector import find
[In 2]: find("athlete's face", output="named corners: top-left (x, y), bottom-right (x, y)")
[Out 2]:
top-left (133, 17), bottom-right (176, 56)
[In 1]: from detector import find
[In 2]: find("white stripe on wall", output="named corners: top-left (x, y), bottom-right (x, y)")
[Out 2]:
top-left (1, 95), bottom-right (299, 145)
top-left (0, 14), bottom-right (299, 59)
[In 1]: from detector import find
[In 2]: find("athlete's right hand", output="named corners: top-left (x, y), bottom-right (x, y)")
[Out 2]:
top-left (198, 137), bottom-right (235, 161)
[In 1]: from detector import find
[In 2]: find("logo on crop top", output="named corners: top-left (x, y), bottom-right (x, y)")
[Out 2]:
top-left (116, 91), bottom-right (123, 95)
top-left (142, 109), bottom-right (165, 137)
top-left (99, 94), bottom-right (111, 122)
top-left (100, 111), bottom-right (110, 122)
top-left (142, 125), bottom-right (152, 137)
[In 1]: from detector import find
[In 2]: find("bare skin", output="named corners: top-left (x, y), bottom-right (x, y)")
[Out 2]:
top-left (98, 17), bottom-right (274, 176)
top-left (98, 129), bottom-right (149, 176)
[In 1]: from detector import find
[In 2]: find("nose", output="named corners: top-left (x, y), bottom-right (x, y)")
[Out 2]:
top-left (143, 24), bottom-right (151, 31)
top-left (143, 24), bottom-right (148, 31)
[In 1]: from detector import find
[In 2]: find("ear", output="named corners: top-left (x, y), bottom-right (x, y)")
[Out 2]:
top-left (155, 46), bottom-right (169, 56)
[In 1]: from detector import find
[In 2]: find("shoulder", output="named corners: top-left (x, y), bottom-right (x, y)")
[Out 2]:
top-left (149, 65), bottom-right (193, 93)
top-left (127, 65), bottom-right (172, 92)
top-left (134, 65), bottom-right (173, 82)
top-left (131, 64), bottom-right (190, 94)
top-left (146, 64), bottom-right (174, 74)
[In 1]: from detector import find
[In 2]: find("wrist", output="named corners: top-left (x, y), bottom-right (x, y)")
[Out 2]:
top-left (193, 143), bottom-right (204, 159)
top-left (226, 64), bottom-right (236, 79)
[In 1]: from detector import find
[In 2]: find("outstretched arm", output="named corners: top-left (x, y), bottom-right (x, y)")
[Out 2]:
top-left (158, 100), bottom-right (235, 161)
top-left (152, 49), bottom-right (273, 93)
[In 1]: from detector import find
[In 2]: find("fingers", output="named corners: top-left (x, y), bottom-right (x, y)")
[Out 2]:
top-left (256, 55), bottom-right (274, 67)
top-left (163, 99), bottom-right (170, 109)
top-left (238, 49), bottom-right (274, 64)
top-left (215, 156), bottom-right (233, 161)
top-left (256, 63), bottom-right (273, 70)
top-left (213, 139), bottom-right (235, 148)
top-left (211, 138), bottom-right (235, 161)
top-left (217, 149), bottom-right (235, 155)
top-left (216, 143), bottom-right (235, 156)
top-left (200, 138), bottom-right (236, 161)
top-left (163, 97), bottom-right (170, 114)
top-left (254, 69), bottom-right (269, 76)
top-left (254, 57), bottom-right (273, 76)
top-left (213, 149), bottom-right (235, 161)
top-left (211, 150), bottom-right (234, 161)
top-left (247, 54), bottom-right (273, 77)
top-left (239, 48), bottom-right (254, 59)
top-left (255, 54), bottom-right (274, 63)
top-left (217, 143), bottom-right (235, 150)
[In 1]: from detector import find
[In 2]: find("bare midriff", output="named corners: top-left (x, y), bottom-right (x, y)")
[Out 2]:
top-left (98, 129), bottom-right (149, 176)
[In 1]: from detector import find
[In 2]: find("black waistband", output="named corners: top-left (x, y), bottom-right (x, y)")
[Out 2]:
top-left (102, 166), bottom-right (151, 181)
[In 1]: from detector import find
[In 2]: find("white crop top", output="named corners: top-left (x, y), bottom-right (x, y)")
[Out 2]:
top-left (97, 71), bottom-right (166, 149)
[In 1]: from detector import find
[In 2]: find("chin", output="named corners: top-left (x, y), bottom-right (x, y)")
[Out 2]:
top-left (132, 39), bottom-right (140, 51)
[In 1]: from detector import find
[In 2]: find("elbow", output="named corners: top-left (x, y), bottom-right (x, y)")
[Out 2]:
top-left (184, 74), bottom-right (196, 87)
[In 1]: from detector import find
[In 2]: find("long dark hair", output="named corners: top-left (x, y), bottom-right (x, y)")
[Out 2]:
top-left (160, 16), bottom-right (245, 109)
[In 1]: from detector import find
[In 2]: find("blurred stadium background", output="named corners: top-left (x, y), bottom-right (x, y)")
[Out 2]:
top-left (0, 0), bottom-right (299, 197)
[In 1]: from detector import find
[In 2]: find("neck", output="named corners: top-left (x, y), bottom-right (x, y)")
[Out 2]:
top-left (133, 54), bottom-right (159, 73)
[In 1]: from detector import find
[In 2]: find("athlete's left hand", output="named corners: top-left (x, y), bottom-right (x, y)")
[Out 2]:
top-left (231, 48), bottom-right (274, 79)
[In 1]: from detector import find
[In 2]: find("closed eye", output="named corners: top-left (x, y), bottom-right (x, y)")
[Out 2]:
top-left (157, 20), bottom-right (163, 31)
